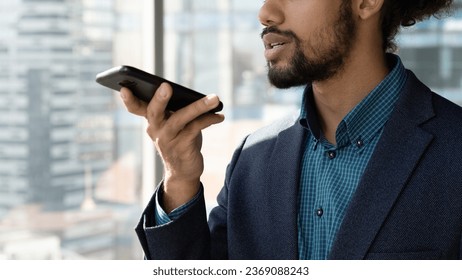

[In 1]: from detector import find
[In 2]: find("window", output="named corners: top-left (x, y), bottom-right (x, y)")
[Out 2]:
top-left (0, 0), bottom-right (152, 260)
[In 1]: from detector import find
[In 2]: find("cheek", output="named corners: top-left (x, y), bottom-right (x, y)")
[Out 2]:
top-left (286, 12), bottom-right (336, 48)
top-left (284, 0), bottom-right (340, 38)
top-left (296, 24), bottom-right (332, 56)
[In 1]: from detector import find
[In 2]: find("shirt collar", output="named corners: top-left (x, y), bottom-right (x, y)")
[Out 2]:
top-left (299, 54), bottom-right (408, 148)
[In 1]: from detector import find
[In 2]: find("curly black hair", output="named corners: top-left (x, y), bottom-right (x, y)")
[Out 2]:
top-left (380, 0), bottom-right (454, 52)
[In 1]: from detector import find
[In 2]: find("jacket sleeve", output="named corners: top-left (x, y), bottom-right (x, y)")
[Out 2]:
top-left (134, 136), bottom-right (247, 260)
top-left (134, 183), bottom-right (212, 260)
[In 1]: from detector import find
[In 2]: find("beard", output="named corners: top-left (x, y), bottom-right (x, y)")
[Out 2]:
top-left (264, 2), bottom-right (357, 89)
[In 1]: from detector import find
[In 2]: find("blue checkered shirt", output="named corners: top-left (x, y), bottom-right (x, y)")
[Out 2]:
top-left (297, 54), bottom-right (407, 259)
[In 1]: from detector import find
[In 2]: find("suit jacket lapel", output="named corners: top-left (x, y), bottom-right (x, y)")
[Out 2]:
top-left (265, 119), bottom-right (306, 259)
top-left (329, 71), bottom-right (435, 259)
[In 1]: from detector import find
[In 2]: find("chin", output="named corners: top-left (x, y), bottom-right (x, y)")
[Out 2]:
top-left (267, 64), bottom-right (308, 89)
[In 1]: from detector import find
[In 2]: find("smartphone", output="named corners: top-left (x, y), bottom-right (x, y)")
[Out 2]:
top-left (95, 65), bottom-right (223, 113)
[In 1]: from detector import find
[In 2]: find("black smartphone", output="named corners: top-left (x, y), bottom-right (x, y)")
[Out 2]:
top-left (95, 65), bottom-right (223, 113)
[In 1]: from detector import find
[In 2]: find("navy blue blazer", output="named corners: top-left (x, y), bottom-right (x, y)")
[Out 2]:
top-left (136, 71), bottom-right (462, 260)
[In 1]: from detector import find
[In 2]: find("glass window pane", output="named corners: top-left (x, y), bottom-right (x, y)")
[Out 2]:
top-left (0, 0), bottom-right (151, 260)
top-left (232, 0), bottom-right (262, 11)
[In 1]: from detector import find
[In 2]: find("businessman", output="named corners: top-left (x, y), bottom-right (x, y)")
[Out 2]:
top-left (121, 0), bottom-right (462, 259)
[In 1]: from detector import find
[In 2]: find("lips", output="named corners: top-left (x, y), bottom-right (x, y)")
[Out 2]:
top-left (263, 33), bottom-right (290, 49)
top-left (268, 42), bottom-right (285, 49)
top-left (262, 32), bottom-right (292, 62)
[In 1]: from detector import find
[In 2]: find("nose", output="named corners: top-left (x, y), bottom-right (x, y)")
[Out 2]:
top-left (258, 0), bottom-right (284, 27)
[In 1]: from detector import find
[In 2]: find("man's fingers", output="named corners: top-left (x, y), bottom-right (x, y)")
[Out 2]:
top-left (120, 87), bottom-right (148, 117)
top-left (146, 83), bottom-right (173, 127)
top-left (149, 113), bottom-right (224, 153)
top-left (165, 94), bottom-right (221, 132)
top-left (181, 113), bottom-right (225, 139)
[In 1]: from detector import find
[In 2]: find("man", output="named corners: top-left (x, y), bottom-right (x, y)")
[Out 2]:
top-left (121, 0), bottom-right (462, 259)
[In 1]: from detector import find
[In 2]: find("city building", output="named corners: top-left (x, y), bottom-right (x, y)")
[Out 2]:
top-left (0, 0), bottom-right (144, 259)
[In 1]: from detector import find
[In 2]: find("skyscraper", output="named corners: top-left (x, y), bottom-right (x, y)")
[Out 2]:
top-left (0, 0), bottom-right (145, 259)
top-left (0, 0), bottom-right (115, 213)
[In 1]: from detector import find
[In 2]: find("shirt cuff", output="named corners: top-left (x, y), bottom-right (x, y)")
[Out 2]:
top-left (154, 186), bottom-right (203, 226)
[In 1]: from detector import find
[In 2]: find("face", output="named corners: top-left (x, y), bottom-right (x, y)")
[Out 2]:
top-left (259, 0), bottom-right (357, 88)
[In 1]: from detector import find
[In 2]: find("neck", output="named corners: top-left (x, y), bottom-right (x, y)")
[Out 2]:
top-left (311, 47), bottom-right (390, 145)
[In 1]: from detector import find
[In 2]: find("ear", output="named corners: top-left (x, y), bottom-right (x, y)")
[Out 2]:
top-left (352, 0), bottom-right (384, 20)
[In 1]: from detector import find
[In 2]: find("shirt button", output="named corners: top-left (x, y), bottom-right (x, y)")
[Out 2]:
top-left (356, 139), bottom-right (364, 148)
top-left (328, 151), bottom-right (336, 159)
top-left (316, 208), bottom-right (324, 217)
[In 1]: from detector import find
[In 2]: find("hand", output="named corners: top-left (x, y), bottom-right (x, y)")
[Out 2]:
top-left (120, 83), bottom-right (225, 213)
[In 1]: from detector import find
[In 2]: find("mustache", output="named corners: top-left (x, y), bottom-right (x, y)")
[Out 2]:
top-left (260, 26), bottom-right (299, 41)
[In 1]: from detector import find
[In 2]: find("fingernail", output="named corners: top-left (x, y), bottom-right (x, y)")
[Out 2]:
top-left (204, 94), bottom-right (218, 106)
top-left (120, 90), bottom-right (128, 101)
top-left (159, 83), bottom-right (168, 99)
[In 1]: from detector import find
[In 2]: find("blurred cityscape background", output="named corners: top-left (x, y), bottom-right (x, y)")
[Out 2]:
top-left (0, 0), bottom-right (461, 259)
